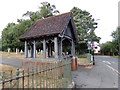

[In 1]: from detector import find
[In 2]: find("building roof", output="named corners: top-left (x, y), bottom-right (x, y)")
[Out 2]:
top-left (20, 12), bottom-right (77, 41)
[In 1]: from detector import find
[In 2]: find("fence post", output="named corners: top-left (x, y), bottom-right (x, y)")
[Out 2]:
top-left (36, 67), bottom-right (38, 88)
top-left (22, 70), bottom-right (24, 88)
top-left (68, 58), bottom-right (72, 85)
top-left (58, 61), bottom-right (60, 88)
top-left (50, 63), bottom-right (52, 88)
top-left (16, 68), bottom-right (19, 88)
top-left (2, 72), bottom-right (5, 89)
top-left (55, 61), bottom-right (57, 88)
top-left (10, 70), bottom-right (12, 88)
top-left (65, 59), bottom-right (68, 87)
top-left (46, 63), bottom-right (48, 88)
top-left (27, 68), bottom-right (29, 88)
top-left (41, 63), bottom-right (44, 88)
top-left (39, 63), bottom-right (42, 88)
top-left (45, 63), bottom-right (47, 88)
top-left (32, 66), bottom-right (34, 88)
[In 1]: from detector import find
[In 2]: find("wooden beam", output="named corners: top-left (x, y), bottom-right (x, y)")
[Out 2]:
top-left (30, 45), bottom-right (33, 58)
top-left (33, 40), bottom-right (36, 58)
top-left (71, 39), bottom-right (75, 56)
top-left (58, 38), bottom-right (62, 58)
top-left (43, 39), bottom-right (46, 58)
top-left (54, 37), bottom-right (58, 58)
top-left (24, 41), bottom-right (28, 58)
top-left (48, 43), bottom-right (50, 57)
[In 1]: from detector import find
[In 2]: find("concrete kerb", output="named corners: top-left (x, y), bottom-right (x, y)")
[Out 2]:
top-left (78, 62), bottom-right (93, 66)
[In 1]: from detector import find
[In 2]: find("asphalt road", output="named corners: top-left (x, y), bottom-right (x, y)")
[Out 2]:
top-left (72, 56), bottom-right (119, 88)
top-left (1, 58), bottom-right (22, 68)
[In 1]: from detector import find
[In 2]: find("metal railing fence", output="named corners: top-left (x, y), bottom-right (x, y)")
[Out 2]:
top-left (0, 58), bottom-right (72, 88)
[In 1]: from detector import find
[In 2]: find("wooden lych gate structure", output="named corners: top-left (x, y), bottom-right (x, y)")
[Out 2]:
top-left (20, 12), bottom-right (78, 59)
top-left (0, 12), bottom-right (78, 89)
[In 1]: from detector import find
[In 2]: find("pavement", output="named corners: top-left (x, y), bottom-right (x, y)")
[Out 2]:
top-left (72, 56), bottom-right (119, 88)
top-left (1, 58), bottom-right (22, 68)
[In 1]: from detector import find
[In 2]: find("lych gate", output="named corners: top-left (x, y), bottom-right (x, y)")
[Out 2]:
top-left (20, 12), bottom-right (78, 59)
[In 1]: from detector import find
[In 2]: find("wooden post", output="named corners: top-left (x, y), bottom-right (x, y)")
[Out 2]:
top-left (43, 39), bottom-right (46, 58)
top-left (33, 40), bottom-right (36, 58)
top-left (58, 38), bottom-right (62, 58)
top-left (54, 37), bottom-right (58, 58)
top-left (48, 43), bottom-right (50, 57)
top-left (30, 45), bottom-right (33, 58)
top-left (50, 42), bottom-right (53, 57)
top-left (25, 41), bottom-right (28, 58)
top-left (71, 39), bottom-right (75, 56)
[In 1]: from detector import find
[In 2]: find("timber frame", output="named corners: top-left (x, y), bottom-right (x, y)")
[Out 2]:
top-left (20, 12), bottom-right (78, 59)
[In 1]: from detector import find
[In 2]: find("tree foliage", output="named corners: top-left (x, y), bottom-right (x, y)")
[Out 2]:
top-left (23, 11), bottom-right (42, 21)
top-left (2, 2), bottom-right (59, 51)
top-left (100, 27), bottom-right (120, 56)
top-left (2, 20), bottom-right (34, 51)
top-left (39, 2), bottom-right (60, 18)
top-left (100, 41), bottom-right (118, 56)
top-left (71, 7), bottom-right (101, 42)
top-left (71, 7), bottom-right (101, 54)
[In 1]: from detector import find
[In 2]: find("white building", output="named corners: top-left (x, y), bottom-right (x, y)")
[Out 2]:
top-left (91, 42), bottom-right (100, 55)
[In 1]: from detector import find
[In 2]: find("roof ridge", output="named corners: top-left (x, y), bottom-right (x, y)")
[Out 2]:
top-left (36, 12), bottom-right (72, 22)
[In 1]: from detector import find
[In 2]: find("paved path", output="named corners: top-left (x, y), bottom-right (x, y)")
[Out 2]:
top-left (72, 56), bottom-right (119, 88)
top-left (1, 58), bottom-right (22, 68)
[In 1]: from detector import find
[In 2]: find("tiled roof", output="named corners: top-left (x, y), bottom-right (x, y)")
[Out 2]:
top-left (20, 12), bottom-right (75, 40)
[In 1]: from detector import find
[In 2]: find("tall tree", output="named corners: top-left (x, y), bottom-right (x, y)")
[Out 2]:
top-left (111, 26), bottom-right (120, 41)
top-left (111, 26), bottom-right (120, 55)
top-left (39, 2), bottom-right (60, 18)
top-left (23, 11), bottom-right (42, 21)
top-left (23, 2), bottom-right (60, 19)
top-left (2, 2), bottom-right (60, 51)
top-left (71, 7), bottom-right (101, 54)
top-left (100, 27), bottom-right (120, 56)
top-left (71, 7), bottom-right (101, 42)
top-left (2, 20), bottom-right (34, 51)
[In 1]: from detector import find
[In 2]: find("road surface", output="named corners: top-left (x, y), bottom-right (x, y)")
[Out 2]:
top-left (1, 58), bottom-right (22, 68)
top-left (72, 56), bottom-right (119, 88)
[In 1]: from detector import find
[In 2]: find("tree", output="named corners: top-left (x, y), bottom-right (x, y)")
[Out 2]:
top-left (23, 2), bottom-right (60, 19)
top-left (71, 7), bottom-right (101, 42)
top-left (2, 20), bottom-right (34, 51)
top-left (0, 38), bottom-right (2, 51)
top-left (100, 27), bottom-right (120, 56)
top-left (100, 41), bottom-right (117, 56)
top-left (39, 2), bottom-right (60, 18)
top-left (71, 7), bottom-right (101, 54)
top-left (2, 23), bottom-right (16, 51)
top-left (23, 11), bottom-right (42, 21)
top-left (2, 2), bottom-right (60, 52)
top-left (111, 26), bottom-right (120, 55)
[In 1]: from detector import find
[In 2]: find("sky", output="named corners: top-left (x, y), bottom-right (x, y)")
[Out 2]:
top-left (0, 0), bottom-right (119, 43)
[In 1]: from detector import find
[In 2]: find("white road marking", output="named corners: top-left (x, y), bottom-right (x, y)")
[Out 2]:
top-left (103, 61), bottom-right (105, 63)
top-left (102, 61), bottom-right (111, 65)
top-left (105, 64), bottom-right (120, 75)
top-left (106, 61), bottom-right (111, 65)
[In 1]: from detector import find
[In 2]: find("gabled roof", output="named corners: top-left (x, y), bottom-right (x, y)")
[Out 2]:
top-left (20, 12), bottom-right (77, 42)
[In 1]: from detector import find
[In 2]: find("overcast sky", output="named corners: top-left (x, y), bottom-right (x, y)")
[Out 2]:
top-left (0, 0), bottom-right (119, 43)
